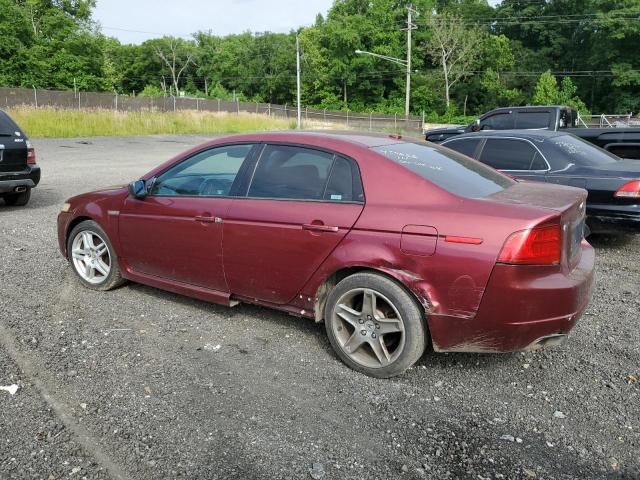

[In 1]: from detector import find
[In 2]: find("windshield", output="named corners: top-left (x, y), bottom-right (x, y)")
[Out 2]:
top-left (372, 142), bottom-right (515, 198)
top-left (549, 134), bottom-right (619, 166)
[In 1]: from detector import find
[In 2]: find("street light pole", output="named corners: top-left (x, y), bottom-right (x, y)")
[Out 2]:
top-left (405, 5), bottom-right (417, 117)
top-left (356, 5), bottom-right (417, 117)
top-left (296, 35), bottom-right (302, 130)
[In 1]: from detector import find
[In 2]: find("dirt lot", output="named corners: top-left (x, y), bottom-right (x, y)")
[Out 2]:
top-left (1, 135), bottom-right (639, 480)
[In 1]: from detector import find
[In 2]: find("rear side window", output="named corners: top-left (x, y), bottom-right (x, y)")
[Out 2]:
top-left (0, 111), bottom-right (21, 136)
top-left (443, 138), bottom-right (481, 158)
top-left (606, 143), bottom-right (640, 160)
top-left (550, 134), bottom-right (618, 166)
top-left (324, 156), bottom-right (364, 202)
top-left (479, 138), bottom-right (545, 171)
top-left (516, 112), bottom-right (550, 129)
top-left (248, 145), bottom-right (362, 202)
top-left (372, 142), bottom-right (514, 199)
top-left (480, 113), bottom-right (514, 130)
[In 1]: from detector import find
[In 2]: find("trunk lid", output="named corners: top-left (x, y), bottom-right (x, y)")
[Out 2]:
top-left (489, 181), bottom-right (587, 271)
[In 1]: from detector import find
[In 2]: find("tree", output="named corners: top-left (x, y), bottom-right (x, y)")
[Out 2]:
top-left (425, 14), bottom-right (483, 108)
top-left (532, 71), bottom-right (588, 114)
top-left (154, 37), bottom-right (196, 96)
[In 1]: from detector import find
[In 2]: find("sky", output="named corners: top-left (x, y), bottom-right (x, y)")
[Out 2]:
top-left (94, 0), bottom-right (335, 44)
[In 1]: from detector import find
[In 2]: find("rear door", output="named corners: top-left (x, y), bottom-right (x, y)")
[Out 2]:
top-left (0, 111), bottom-right (28, 174)
top-left (478, 138), bottom-right (549, 182)
top-left (223, 144), bottom-right (365, 304)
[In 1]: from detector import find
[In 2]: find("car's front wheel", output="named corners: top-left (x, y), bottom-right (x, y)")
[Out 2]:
top-left (324, 272), bottom-right (427, 378)
top-left (3, 188), bottom-right (31, 206)
top-left (67, 220), bottom-right (125, 291)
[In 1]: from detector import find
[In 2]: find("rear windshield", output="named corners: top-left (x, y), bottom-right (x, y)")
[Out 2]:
top-left (372, 142), bottom-right (515, 198)
top-left (549, 134), bottom-right (619, 166)
top-left (0, 111), bottom-right (20, 136)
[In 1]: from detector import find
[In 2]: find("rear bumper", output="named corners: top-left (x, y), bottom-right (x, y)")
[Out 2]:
top-left (428, 242), bottom-right (595, 353)
top-left (586, 204), bottom-right (640, 233)
top-left (0, 166), bottom-right (41, 193)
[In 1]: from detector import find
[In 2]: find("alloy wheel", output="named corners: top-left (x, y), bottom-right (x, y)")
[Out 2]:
top-left (71, 230), bottom-right (111, 285)
top-left (331, 288), bottom-right (406, 369)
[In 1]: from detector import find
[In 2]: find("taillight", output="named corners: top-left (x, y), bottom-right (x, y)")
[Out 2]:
top-left (614, 180), bottom-right (640, 199)
top-left (26, 141), bottom-right (36, 165)
top-left (498, 223), bottom-right (562, 266)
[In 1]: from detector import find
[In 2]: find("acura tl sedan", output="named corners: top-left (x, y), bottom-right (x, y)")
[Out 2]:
top-left (57, 133), bottom-right (595, 378)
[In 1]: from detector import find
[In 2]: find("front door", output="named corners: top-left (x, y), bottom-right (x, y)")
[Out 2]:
top-left (223, 145), bottom-right (365, 304)
top-left (119, 143), bottom-right (257, 292)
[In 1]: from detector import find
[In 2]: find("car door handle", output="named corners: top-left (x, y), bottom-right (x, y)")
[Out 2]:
top-left (303, 223), bottom-right (339, 233)
top-left (195, 216), bottom-right (221, 224)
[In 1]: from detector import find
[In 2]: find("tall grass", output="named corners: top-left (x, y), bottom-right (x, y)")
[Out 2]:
top-left (7, 107), bottom-right (297, 138)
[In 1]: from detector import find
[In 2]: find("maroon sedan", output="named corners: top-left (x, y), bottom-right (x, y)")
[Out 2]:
top-left (57, 132), bottom-right (595, 378)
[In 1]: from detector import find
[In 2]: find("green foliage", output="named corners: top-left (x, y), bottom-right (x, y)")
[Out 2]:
top-left (0, 0), bottom-right (638, 116)
top-left (532, 71), bottom-right (589, 114)
top-left (138, 84), bottom-right (165, 97)
top-left (8, 107), bottom-right (296, 138)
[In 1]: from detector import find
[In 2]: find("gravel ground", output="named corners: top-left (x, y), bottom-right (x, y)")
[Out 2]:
top-left (0, 135), bottom-right (639, 480)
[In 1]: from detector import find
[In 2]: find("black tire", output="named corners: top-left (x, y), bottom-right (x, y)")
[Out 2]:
top-left (67, 220), bottom-right (126, 291)
top-left (3, 188), bottom-right (31, 206)
top-left (324, 272), bottom-right (427, 378)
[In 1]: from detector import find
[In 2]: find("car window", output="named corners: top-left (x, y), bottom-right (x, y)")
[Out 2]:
top-left (248, 145), bottom-right (334, 200)
top-left (479, 138), bottom-right (543, 170)
top-left (606, 143), bottom-right (640, 160)
top-left (323, 155), bottom-right (364, 202)
top-left (150, 144), bottom-right (255, 197)
top-left (372, 142), bottom-right (514, 199)
top-left (0, 111), bottom-right (21, 136)
top-left (550, 134), bottom-right (618, 166)
top-left (516, 112), bottom-right (550, 129)
top-left (443, 138), bottom-right (481, 158)
top-left (480, 113), bottom-right (514, 130)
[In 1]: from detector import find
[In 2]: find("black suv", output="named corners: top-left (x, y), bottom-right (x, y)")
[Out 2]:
top-left (0, 109), bottom-right (40, 206)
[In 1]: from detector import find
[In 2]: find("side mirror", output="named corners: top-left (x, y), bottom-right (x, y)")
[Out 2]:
top-left (471, 119), bottom-right (481, 132)
top-left (128, 179), bottom-right (148, 199)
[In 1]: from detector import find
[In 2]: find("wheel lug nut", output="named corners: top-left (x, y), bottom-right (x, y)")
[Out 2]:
top-left (360, 330), bottom-right (367, 336)
top-left (371, 333), bottom-right (377, 339)
top-left (367, 315), bottom-right (372, 320)
top-left (375, 324), bottom-right (380, 329)
top-left (358, 318), bottom-right (364, 324)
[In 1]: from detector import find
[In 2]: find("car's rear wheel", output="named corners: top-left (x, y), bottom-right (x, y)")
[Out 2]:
top-left (67, 220), bottom-right (125, 291)
top-left (325, 272), bottom-right (427, 378)
top-left (3, 188), bottom-right (31, 206)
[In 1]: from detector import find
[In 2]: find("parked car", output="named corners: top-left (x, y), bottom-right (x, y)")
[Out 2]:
top-left (0, 109), bottom-right (40, 206)
top-left (441, 130), bottom-right (640, 234)
top-left (426, 106), bottom-right (640, 160)
top-left (57, 133), bottom-right (594, 378)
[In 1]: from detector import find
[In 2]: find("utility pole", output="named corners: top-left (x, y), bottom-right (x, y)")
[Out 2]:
top-left (296, 34), bottom-right (302, 129)
top-left (405, 4), bottom-right (417, 117)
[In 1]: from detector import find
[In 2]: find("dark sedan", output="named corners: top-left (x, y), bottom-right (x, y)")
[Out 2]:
top-left (442, 130), bottom-right (640, 234)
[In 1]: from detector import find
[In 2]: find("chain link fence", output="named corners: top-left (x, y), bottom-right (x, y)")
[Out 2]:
top-left (0, 87), bottom-right (424, 133)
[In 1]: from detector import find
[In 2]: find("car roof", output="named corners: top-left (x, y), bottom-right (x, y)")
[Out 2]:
top-left (446, 130), bottom-right (570, 142)
top-left (485, 105), bottom-right (571, 113)
top-left (211, 131), bottom-right (420, 149)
